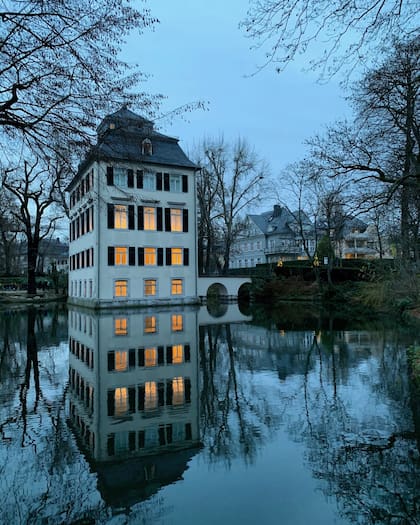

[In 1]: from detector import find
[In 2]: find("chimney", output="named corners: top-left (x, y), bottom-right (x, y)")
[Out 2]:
top-left (273, 205), bottom-right (282, 217)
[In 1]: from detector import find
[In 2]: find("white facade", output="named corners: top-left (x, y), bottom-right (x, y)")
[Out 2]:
top-left (67, 108), bottom-right (198, 308)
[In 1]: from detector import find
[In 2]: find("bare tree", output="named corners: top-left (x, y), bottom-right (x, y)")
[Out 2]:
top-left (241, 0), bottom-right (418, 77)
top-left (0, 0), bottom-right (160, 161)
top-left (308, 38), bottom-right (420, 260)
top-left (2, 159), bottom-right (64, 294)
top-left (0, 192), bottom-right (20, 275)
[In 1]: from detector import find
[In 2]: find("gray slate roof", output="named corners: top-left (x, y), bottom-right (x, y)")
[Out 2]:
top-left (249, 205), bottom-right (311, 236)
top-left (68, 107), bottom-right (197, 190)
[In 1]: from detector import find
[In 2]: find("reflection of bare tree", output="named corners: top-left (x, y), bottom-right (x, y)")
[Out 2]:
top-left (199, 323), bottom-right (282, 466)
top-left (290, 325), bottom-right (419, 524)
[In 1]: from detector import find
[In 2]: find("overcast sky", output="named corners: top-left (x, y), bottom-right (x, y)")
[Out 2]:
top-left (124, 1), bottom-right (351, 198)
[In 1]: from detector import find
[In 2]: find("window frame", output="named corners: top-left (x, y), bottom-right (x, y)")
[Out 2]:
top-left (114, 279), bottom-right (128, 299)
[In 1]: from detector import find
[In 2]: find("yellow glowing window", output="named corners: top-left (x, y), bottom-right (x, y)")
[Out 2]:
top-left (115, 246), bottom-right (127, 265)
top-left (172, 377), bottom-right (184, 406)
top-left (145, 247), bottom-right (156, 265)
top-left (144, 316), bottom-right (157, 333)
top-left (114, 387), bottom-right (128, 416)
top-left (144, 207), bottom-right (156, 230)
top-left (172, 344), bottom-right (183, 364)
top-left (145, 347), bottom-right (157, 367)
top-left (171, 248), bottom-right (182, 265)
top-left (171, 314), bottom-right (183, 332)
top-left (144, 381), bottom-right (157, 410)
top-left (114, 280), bottom-right (128, 297)
top-left (114, 317), bottom-right (128, 336)
top-left (144, 279), bottom-right (156, 296)
top-left (171, 279), bottom-right (183, 295)
top-left (170, 209), bottom-right (182, 232)
top-left (114, 205), bottom-right (128, 229)
top-left (114, 350), bottom-right (128, 372)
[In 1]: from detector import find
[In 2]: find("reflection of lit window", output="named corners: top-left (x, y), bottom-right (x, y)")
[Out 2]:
top-left (171, 279), bottom-right (183, 295)
top-left (114, 317), bottom-right (128, 335)
top-left (144, 381), bottom-right (157, 410)
top-left (115, 246), bottom-right (127, 265)
top-left (171, 247), bottom-right (182, 265)
top-left (172, 377), bottom-right (184, 405)
top-left (171, 314), bottom-right (183, 332)
top-left (115, 205), bottom-right (128, 229)
top-left (145, 247), bottom-right (156, 265)
top-left (172, 344), bottom-right (183, 364)
top-left (144, 207), bottom-right (156, 230)
top-left (145, 347), bottom-right (157, 367)
top-left (144, 279), bottom-right (156, 296)
top-left (114, 387), bottom-right (128, 416)
top-left (114, 280), bottom-right (128, 297)
top-left (144, 316), bottom-right (157, 333)
top-left (170, 208), bottom-right (182, 232)
top-left (115, 351), bottom-right (128, 371)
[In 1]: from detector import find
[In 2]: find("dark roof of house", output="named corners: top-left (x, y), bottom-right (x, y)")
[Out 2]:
top-left (249, 205), bottom-right (312, 236)
top-left (67, 107), bottom-right (197, 191)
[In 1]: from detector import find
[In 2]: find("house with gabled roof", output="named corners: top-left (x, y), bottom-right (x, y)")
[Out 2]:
top-left (66, 107), bottom-right (199, 307)
top-left (229, 204), bottom-right (316, 268)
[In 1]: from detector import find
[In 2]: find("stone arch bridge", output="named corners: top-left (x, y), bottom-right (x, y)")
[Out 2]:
top-left (197, 276), bottom-right (251, 302)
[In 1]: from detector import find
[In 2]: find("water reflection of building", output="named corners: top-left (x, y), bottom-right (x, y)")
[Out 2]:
top-left (68, 306), bottom-right (200, 508)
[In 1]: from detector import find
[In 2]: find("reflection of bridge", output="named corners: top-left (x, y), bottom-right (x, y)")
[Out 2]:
top-left (197, 276), bottom-right (251, 301)
top-left (198, 303), bottom-right (252, 325)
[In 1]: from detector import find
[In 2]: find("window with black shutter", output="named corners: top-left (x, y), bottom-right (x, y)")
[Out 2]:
top-left (138, 385), bottom-right (145, 411)
top-left (107, 390), bottom-right (115, 416)
top-left (157, 248), bottom-right (163, 266)
top-left (138, 430), bottom-right (145, 448)
top-left (184, 344), bottom-right (191, 362)
top-left (127, 169), bottom-right (134, 188)
top-left (138, 348), bottom-right (145, 367)
top-left (136, 170), bottom-right (143, 189)
top-left (183, 248), bottom-right (189, 266)
top-left (156, 172), bottom-right (162, 190)
top-left (185, 423), bottom-right (192, 440)
top-left (158, 426), bottom-right (166, 445)
top-left (166, 345), bottom-right (173, 364)
top-left (157, 207), bottom-right (163, 231)
top-left (106, 166), bottom-right (114, 186)
top-left (129, 348), bottom-right (136, 368)
top-left (107, 204), bottom-right (114, 229)
top-left (138, 247), bottom-right (144, 266)
top-left (182, 174), bottom-right (188, 192)
top-left (107, 352), bottom-right (115, 371)
top-left (183, 209), bottom-right (189, 232)
top-left (108, 247), bottom-right (115, 266)
top-left (137, 206), bottom-right (144, 230)
top-left (129, 247), bottom-right (135, 266)
top-left (185, 378), bottom-right (191, 403)
top-left (129, 431), bottom-right (136, 451)
top-left (164, 208), bottom-right (171, 231)
top-left (158, 346), bottom-right (164, 365)
top-left (128, 387), bottom-right (136, 413)
top-left (165, 248), bottom-right (171, 266)
top-left (166, 379), bottom-right (173, 406)
top-left (128, 205), bottom-right (134, 230)
top-left (164, 173), bottom-right (170, 191)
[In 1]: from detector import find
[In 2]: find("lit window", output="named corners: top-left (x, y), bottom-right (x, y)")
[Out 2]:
top-left (145, 247), bottom-right (156, 265)
top-left (171, 279), bottom-right (183, 295)
top-left (172, 344), bottom-right (183, 364)
top-left (115, 246), bottom-right (127, 265)
top-left (114, 317), bottom-right (128, 336)
top-left (144, 381), bottom-right (157, 410)
top-left (170, 174), bottom-right (181, 192)
top-left (143, 171), bottom-right (155, 191)
top-left (144, 315), bottom-right (157, 333)
top-left (144, 207), bottom-right (156, 230)
top-left (171, 314), bottom-right (183, 332)
top-left (114, 279), bottom-right (128, 297)
top-left (114, 387), bottom-right (128, 416)
top-left (144, 279), bottom-right (157, 296)
top-left (115, 351), bottom-right (128, 372)
top-left (115, 205), bottom-right (128, 229)
top-left (172, 377), bottom-right (184, 406)
top-left (170, 208), bottom-right (182, 232)
top-left (145, 347), bottom-right (157, 367)
top-left (171, 248), bottom-right (182, 265)
top-left (114, 168), bottom-right (127, 187)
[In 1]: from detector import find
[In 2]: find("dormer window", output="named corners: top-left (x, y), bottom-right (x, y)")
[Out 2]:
top-left (109, 122), bottom-right (115, 130)
top-left (142, 138), bottom-right (153, 155)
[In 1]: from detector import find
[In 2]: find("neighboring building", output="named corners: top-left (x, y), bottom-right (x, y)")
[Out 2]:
top-left (230, 205), bottom-right (316, 269)
top-left (66, 107), bottom-right (199, 307)
top-left (337, 218), bottom-right (383, 259)
top-left (13, 238), bottom-right (69, 276)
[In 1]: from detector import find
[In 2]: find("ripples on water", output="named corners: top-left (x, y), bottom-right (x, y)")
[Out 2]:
top-left (0, 303), bottom-right (418, 524)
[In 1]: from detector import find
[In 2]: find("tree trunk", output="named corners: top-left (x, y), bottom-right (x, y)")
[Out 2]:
top-left (27, 241), bottom-right (38, 295)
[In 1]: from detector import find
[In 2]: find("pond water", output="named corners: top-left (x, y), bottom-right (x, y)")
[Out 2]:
top-left (0, 303), bottom-right (419, 524)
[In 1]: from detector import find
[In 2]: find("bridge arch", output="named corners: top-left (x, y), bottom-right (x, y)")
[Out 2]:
top-left (197, 276), bottom-right (252, 301)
